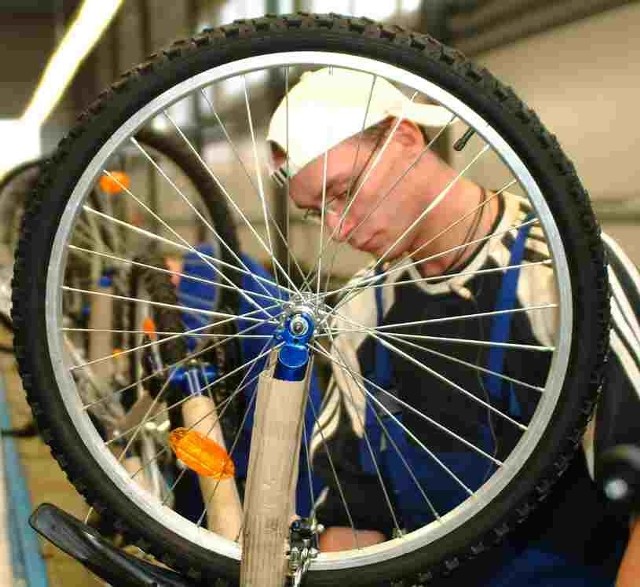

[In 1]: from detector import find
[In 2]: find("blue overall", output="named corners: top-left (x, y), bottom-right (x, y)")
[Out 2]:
top-left (358, 219), bottom-right (621, 585)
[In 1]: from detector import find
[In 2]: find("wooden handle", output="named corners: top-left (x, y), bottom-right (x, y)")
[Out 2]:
top-left (181, 395), bottom-right (243, 540)
top-left (88, 283), bottom-right (114, 382)
top-left (240, 363), bottom-right (310, 587)
top-left (117, 391), bottom-right (159, 434)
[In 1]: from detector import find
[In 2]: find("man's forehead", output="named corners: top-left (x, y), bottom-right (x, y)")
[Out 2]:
top-left (292, 155), bottom-right (344, 195)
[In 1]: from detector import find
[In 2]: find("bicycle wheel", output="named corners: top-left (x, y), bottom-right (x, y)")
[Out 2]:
top-left (0, 129), bottom-right (239, 332)
top-left (66, 254), bottom-right (185, 503)
top-left (12, 14), bottom-right (608, 585)
top-left (0, 159), bottom-right (41, 259)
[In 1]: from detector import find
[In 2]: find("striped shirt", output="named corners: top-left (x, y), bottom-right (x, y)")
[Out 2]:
top-left (311, 190), bottom-right (640, 540)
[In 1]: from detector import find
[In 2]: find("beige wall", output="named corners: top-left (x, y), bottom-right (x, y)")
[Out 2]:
top-left (475, 2), bottom-right (640, 204)
top-left (474, 2), bottom-right (640, 264)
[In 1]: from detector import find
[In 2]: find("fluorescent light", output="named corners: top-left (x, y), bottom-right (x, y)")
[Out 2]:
top-left (401, 0), bottom-right (422, 12)
top-left (21, 0), bottom-right (124, 127)
top-left (0, 120), bottom-right (41, 179)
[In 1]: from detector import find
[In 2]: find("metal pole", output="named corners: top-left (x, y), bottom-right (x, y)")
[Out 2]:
top-left (266, 0), bottom-right (290, 276)
top-left (187, 0), bottom-right (204, 154)
top-left (419, 0), bottom-right (453, 163)
top-left (137, 0), bottom-right (160, 240)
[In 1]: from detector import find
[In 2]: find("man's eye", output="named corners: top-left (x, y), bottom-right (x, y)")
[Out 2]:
top-left (303, 194), bottom-right (342, 221)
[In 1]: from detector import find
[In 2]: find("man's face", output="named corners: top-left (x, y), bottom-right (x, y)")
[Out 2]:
top-left (282, 122), bottom-right (428, 260)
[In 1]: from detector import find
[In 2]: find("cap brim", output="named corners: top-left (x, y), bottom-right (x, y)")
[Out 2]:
top-left (404, 103), bottom-right (454, 128)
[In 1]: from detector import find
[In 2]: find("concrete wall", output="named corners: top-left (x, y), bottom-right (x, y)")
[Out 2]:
top-left (0, 14), bottom-right (55, 119)
top-left (473, 3), bottom-right (640, 262)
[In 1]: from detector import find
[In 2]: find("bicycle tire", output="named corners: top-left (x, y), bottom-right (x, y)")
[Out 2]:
top-left (12, 14), bottom-right (608, 585)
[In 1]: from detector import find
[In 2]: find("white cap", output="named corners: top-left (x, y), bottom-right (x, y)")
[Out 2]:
top-left (267, 67), bottom-right (452, 183)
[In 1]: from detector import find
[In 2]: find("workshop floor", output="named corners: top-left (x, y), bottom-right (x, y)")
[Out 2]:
top-left (0, 326), bottom-right (102, 586)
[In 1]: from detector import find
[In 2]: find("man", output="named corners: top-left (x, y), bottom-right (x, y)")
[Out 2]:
top-left (267, 68), bottom-right (640, 585)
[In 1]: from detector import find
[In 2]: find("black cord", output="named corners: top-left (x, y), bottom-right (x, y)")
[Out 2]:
top-left (1, 420), bottom-right (38, 437)
top-left (440, 186), bottom-right (487, 276)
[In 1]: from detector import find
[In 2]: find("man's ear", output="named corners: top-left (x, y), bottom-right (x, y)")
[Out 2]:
top-left (394, 119), bottom-right (425, 150)
top-left (269, 141), bottom-right (287, 170)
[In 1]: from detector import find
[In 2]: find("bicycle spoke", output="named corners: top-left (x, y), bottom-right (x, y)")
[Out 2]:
top-left (301, 419), bottom-right (317, 524)
top-left (196, 380), bottom-right (259, 528)
top-left (317, 177), bottom-right (514, 303)
top-left (378, 329), bottom-right (544, 394)
top-left (316, 81), bottom-right (331, 297)
top-left (284, 67), bottom-right (292, 279)
top-left (62, 287), bottom-right (277, 372)
top-left (320, 114), bottom-right (458, 295)
top-left (352, 261), bottom-right (552, 298)
top-left (63, 284), bottom-right (276, 323)
top-left (329, 302), bottom-right (557, 333)
top-left (64, 337), bottom-right (123, 423)
top-left (68, 244), bottom-right (286, 307)
top-left (315, 340), bottom-right (503, 465)
top-left (307, 387), bottom-right (361, 549)
top-left (192, 335), bottom-right (277, 531)
top-left (364, 331), bottom-right (526, 429)
top-left (124, 366), bottom-right (256, 485)
top-left (111, 364), bottom-right (175, 470)
top-left (83, 203), bottom-right (288, 311)
top-left (364, 330), bottom-right (552, 353)
top-left (163, 112), bottom-right (301, 297)
top-left (158, 371), bottom-right (263, 504)
top-left (324, 217), bottom-right (539, 320)
top-left (66, 310), bottom-right (269, 373)
top-left (323, 332), bottom-right (411, 534)
top-left (324, 310), bottom-right (529, 429)
top-left (198, 87), bottom-right (308, 288)
top-left (324, 334), bottom-right (441, 520)
top-left (63, 327), bottom-right (272, 340)
top-left (302, 90), bottom-right (420, 291)
top-left (242, 76), bottom-right (281, 292)
top-left (106, 343), bottom-right (281, 444)
top-left (325, 143), bottom-right (490, 312)
top-left (111, 148), bottom-right (289, 310)
top-left (82, 315), bottom-right (278, 411)
top-left (311, 343), bottom-right (474, 496)
top-left (323, 318), bottom-right (547, 398)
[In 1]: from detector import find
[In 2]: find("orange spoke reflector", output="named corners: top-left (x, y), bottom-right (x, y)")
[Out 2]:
top-left (142, 317), bottom-right (157, 340)
top-left (99, 171), bottom-right (131, 195)
top-left (169, 428), bottom-right (235, 479)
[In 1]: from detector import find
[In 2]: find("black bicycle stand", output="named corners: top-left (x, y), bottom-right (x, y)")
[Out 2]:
top-left (29, 503), bottom-right (193, 586)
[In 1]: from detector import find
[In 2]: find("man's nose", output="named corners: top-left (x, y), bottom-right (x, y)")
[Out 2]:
top-left (326, 208), bottom-right (355, 242)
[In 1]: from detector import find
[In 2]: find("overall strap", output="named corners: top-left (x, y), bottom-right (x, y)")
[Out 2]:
top-left (484, 214), bottom-right (535, 416)
top-left (360, 268), bottom-right (415, 524)
top-left (360, 268), bottom-right (402, 473)
top-left (358, 216), bottom-right (536, 529)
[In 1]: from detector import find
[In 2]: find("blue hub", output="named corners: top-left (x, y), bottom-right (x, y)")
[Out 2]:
top-left (274, 311), bottom-right (315, 382)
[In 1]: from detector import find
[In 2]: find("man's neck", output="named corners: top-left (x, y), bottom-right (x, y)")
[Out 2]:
top-left (407, 164), bottom-right (500, 278)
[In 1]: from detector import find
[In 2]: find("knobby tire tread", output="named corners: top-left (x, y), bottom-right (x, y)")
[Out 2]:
top-left (12, 13), bottom-right (609, 586)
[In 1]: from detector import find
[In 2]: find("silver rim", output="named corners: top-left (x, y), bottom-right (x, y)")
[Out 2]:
top-left (42, 51), bottom-right (572, 571)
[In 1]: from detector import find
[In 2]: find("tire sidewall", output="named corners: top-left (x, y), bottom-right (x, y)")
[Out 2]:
top-left (13, 21), bottom-right (607, 585)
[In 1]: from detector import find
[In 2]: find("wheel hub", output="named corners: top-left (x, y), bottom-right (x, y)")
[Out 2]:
top-left (274, 310), bottom-right (315, 382)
